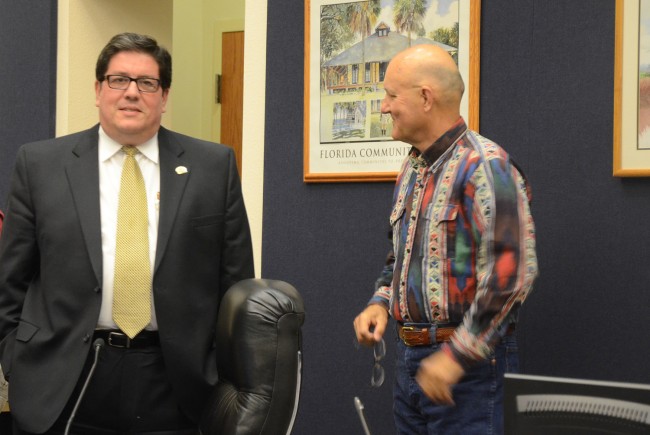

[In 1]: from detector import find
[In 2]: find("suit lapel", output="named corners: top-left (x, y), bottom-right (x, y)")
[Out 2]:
top-left (63, 126), bottom-right (188, 281)
top-left (65, 126), bottom-right (103, 285)
top-left (155, 127), bottom-right (188, 274)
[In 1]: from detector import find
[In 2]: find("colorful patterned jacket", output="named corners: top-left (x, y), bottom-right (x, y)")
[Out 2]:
top-left (370, 120), bottom-right (538, 367)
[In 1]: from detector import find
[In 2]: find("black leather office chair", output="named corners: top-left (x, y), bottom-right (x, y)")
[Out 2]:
top-left (200, 278), bottom-right (305, 435)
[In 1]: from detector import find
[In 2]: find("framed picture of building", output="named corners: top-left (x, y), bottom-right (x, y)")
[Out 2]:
top-left (614, 0), bottom-right (650, 176)
top-left (304, 0), bottom-right (481, 183)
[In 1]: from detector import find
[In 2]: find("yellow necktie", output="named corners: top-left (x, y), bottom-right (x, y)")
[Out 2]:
top-left (113, 146), bottom-right (151, 338)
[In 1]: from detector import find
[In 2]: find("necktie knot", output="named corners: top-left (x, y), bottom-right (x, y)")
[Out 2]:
top-left (122, 145), bottom-right (138, 158)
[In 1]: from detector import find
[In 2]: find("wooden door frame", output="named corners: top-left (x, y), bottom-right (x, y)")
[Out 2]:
top-left (212, 19), bottom-right (244, 144)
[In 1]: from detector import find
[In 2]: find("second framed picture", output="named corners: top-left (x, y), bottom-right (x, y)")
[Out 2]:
top-left (304, 0), bottom-right (481, 182)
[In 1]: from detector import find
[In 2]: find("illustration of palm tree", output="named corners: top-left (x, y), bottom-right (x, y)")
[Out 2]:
top-left (393, 0), bottom-right (427, 47)
top-left (345, 0), bottom-right (381, 94)
top-left (320, 4), bottom-right (354, 91)
top-left (347, 0), bottom-right (381, 40)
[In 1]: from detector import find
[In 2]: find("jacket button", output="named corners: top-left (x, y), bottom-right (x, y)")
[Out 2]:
top-left (83, 334), bottom-right (90, 343)
top-left (94, 286), bottom-right (101, 293)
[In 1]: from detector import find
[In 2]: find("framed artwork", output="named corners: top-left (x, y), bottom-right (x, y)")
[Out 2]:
top-left (614, 0), bottom-right (650, 176)
top-left (304, 0), bottom-right (481, 183)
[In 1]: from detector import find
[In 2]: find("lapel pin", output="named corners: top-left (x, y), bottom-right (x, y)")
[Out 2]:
top-left (175, 166), bottom-right (188, 175)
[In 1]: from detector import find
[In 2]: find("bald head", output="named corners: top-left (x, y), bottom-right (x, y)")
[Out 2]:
top-left (380, 44), bottom-right (465, 149)
top-left (391, 44), bottom-right (464, 109)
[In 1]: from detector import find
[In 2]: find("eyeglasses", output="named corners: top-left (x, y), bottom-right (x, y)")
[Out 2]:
top-left (104, 75), bottom-right (161, 93)
top-left (371, 338), bottom-right (385, 388)
top-left (354, 336), bottom-right (386, 388)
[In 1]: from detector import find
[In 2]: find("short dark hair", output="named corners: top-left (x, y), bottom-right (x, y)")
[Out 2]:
top-left (95, 32), bottom-right (172, 90)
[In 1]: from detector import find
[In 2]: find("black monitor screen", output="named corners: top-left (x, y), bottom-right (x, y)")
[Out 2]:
top-left (504, 373), bottom-right (650, 435)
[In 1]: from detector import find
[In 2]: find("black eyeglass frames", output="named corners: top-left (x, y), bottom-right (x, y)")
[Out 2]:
top-left (104, 75), bottom-right (161, 93)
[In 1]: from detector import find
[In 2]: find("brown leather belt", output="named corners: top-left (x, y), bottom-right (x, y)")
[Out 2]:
top-left (397, 323), bottom-right (515, 347)
top-left (397, 324), bottom-right (456, 346)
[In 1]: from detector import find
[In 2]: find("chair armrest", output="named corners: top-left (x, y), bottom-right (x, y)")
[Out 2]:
top-left (200, 278), bottom-right (305, 435)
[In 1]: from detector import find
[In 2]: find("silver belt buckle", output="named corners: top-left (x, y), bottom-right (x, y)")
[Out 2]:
top-left (108, 331), bottom-right (131, 348)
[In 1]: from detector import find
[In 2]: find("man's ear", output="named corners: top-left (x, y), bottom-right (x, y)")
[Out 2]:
top-left (161, 88), bottom-right (170, 113)
top-left (95, 81), bottom-right (102, 107)
top-left (421, 86), bottom-right (435, 112)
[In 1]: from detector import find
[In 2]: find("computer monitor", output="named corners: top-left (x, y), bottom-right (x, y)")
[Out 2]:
top-left (504, 373), bottom-right (650, 435)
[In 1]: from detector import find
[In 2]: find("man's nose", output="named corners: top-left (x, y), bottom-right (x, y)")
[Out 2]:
top-left (124, 80), bottom-right (140, 96)
top-left (380, 98), bottom-right (389, 113)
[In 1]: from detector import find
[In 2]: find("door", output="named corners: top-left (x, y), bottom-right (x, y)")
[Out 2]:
top-left (220, 31), bottom-right (244, 175)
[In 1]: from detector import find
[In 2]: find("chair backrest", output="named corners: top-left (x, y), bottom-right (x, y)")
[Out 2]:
top-left (200, 278), bottom-right (305, 435)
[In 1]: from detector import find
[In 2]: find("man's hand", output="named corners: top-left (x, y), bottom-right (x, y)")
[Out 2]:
top-left (353, 304), bottom-right (389, 346)
top-left (416, 349), bottom-right (465, 405)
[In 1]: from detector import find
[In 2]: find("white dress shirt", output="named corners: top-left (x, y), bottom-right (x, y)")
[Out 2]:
top-left (97, 126), bottom-right (160, 330)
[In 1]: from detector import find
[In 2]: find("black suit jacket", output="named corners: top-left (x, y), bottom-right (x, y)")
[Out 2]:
top-left (0, 126), bottom-right (254, 433)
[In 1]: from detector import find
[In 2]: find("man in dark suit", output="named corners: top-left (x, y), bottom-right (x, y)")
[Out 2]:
top-left (0, 32), bottom-right (254, 434)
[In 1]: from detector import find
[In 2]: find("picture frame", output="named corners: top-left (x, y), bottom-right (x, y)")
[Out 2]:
top-left (613, 0), bottom-right (650, 176)
top-left (304, 0), bottom-right (481, 183)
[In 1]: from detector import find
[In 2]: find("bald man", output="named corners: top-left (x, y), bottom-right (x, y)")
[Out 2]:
top-left (354, 45), bottom-right (538, 434)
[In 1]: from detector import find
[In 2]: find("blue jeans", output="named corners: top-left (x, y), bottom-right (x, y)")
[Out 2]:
top-left (393, 334), bottom-right (519, 435)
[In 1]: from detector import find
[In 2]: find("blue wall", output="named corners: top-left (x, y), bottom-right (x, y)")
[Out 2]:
top-left (263, 1), bottom-right (650, 434)
top-left (1, 1), bottom-right (648, 434)
top-left (0, 1), bottom-right (57, 207)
